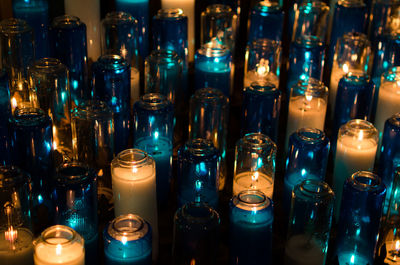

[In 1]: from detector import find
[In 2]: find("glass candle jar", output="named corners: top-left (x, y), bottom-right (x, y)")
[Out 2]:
top-left (0, 70), bottom-right (11, 165)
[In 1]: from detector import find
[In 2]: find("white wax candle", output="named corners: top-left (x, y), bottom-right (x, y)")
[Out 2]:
top-left (0, 228), bottom-right (33, 265)
top-left (111, 164), bottom-right (158, 258)
top-left (233, 171), bottom-right (274, 199)
top-left (329, 63), bottom-right (345, 117)
top-left (130, 67), bottom-right (140, 109)
top-left (65, 0), bottom-right (101, 61)
top-left (286, 96), bottom-right (327, 149)
top-left (34, 238), bottom-right (84, 265)
top-left (333, 134), bottom-right (377, 217)
top-left (375, 81), bottom-right (400, 139)
top-left (285, 234), bottom-right (325, 265)
top-left (244, 70), bottom-right (279, 88)
top-left (161, 0), bottom-right (195, 62)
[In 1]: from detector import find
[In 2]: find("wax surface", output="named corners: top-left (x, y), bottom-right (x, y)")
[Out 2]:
top-left (244, 70), bottom-right (279, 88)
top-left (0, 228), bottom-right (34, 265)
top-left (375, 81), bottom-right (400, 139)
top-left (34, 238), bottom-right (84, 265)
top-left (285, 234), bottom-right (325, 265)
top-left (233, 171), bottom-right (274, 199)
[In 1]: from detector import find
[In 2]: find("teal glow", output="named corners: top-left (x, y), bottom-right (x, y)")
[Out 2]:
top-left (72, 80), bottom-right (79, 90)
top-left (195, 180), bottom-right (202, 192)
top-left (154, 131), bottom-right (159, 140)
top-left (38, 194), bottom-right (43, 204)
top-left (305, 51), bottom-right (311, 60)
top-left (307, 151), bottom-right (314, 159)
top-left (301, 169), bottom-right (307, 177)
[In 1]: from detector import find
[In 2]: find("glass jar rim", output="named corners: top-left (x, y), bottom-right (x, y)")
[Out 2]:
top-left (240, 133), bottom-right (276, 151)
top-left (156, 8), bottom-right (186, 19)
top-left (338, 0), bottom-right (366, 8)
top-left (198, 42), bottom-right (230, 57)
top-left (73, 100), bottom-right (113, 119)
top-left (234, 190), bottom-right (271, 211)
top-left (349, 171), bottom-right (384, 192)
top-left (55, 162), bottom-right (95, 186)
top-left (342, 72), bottom-right (370, 84)
top-left (185, 138), bottom-right (218, 157)
top-left (296, 179), bottom-right (334, 200)
top-left (95, 54), bottom-right (129, 71)
top-left (12, 107), bottom-right (51, 127)
top-left (107, 214), bottom-right (149, 241)
top-left (294, 128), bottom-right (327, 144)
top-left (179, 202), bottom-right (220, 224)
top-left (204, 4), bottom-right (233, 14)
top-left (248, 81), bottom-right (278, 93)
top-left (113, 149), bottom-right (153, 169)
top-left (339, 119), bottom-right (378, 140)
top-left (0, 18), bottom-right (31, 34)
top-left (293, 77), bottom-right (328, 97)
top-left (192, 88), bottom-right (228, 104)
top-left (388, 113), bottom-right (400, 127)
top-left (39, 225), bottom-right (80, 246)
top-left (0, 166), bottom-right (28, 188)
top-left (52, 15), bottom-right (83, 29)
top-left (31, 58), bottom-right (66, 74)
top-left (340, 32), bottom-right (370, 46)
top-left (147, 50), bottom-right (182, 69)
top-left (299, 1), bottom-right (329, 13)
top-left (104, 11), bottom-right (137, 24)
top-left (136, 93), bottom-right (172, 111)
top-left (256, 1), bottom-right (281, 12)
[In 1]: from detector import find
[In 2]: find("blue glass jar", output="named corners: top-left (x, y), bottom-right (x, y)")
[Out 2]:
top-left (28, 58), bottom-right (72, 156)
top-left (49, 15), bottom-right (89, 108)
top-left (370, 0), bottom-right (399, 44)
top-left (115, 0), bottom-right (149, 58)
top-left (53, 162), bottom-right (98, 264)
top-left (201, 4), bottom-right (238, 52)
top-left (229, 190), bottom-right (273, 265)
top-left (172, 202), bottom-right (220, 265)
top-left (177, 138), bottom-right (220, 208)
top-left (189, 88), bottom-right (229, 190)
top-left (285, 180), bottom-right (335, 265)
top-left (0, 18), bottom-right (34, 112)
top-left (248, 1), bottom-right (284, 43)
top-left (9, 107), bottom-right (53, 233)
top-left (378, 113), bottom-right (400, 214)
top-left (92, 54), bottom-right (131, 154)
top-left (333, 73), bottom-right (375, 138)
top-left (133, 93), bottom-right (173, 205)
top-left (335, 171), bottom-right (386, 265)
top-left (284, 128), bottom-right (330, 214)
top-left (104, 214), bottom-right (152, 265)
top-left (194, 43), bottom-right (232, 96)
top-left (12, 0), bottom-right (48, 59)
top-left (0, 71), bottom-right (11, 165)
top-left (241, 81), bottom-right (281, 142)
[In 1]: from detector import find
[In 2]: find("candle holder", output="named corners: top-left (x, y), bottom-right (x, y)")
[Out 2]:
top-left (229, 190), bottom-right (273, 265)
top-left (335, 171), bottom-right (386, 265)
top-left (101, 11), bottom-right (140, 107)
top-left (244, 39), bottom-right (280, 88)
top-left (284, 128), bottom-right (330, 214)
top-left (172, 202), bottom-right (220, 265)
top-left (233, 133), bottom-right (276, 199)
top-left (286, 78), bottom-right (328, 149)
top-left (333, 73), bottom-right (375, 139)
top-left (133, 93), bottom-right (173, 205)
top-left (201, 4), bottom-right (238, 52)
top-left (375, 67), bottom-right (400, 140)
top-left (49, 15), bottom-right (89, 108)
top-left (115, 0), bottom-right (149, 58)
top-left (241, 81), bottom-right (281, 142)
top-left (53, 162), bottom-right (98, 264)
top-left (92, 54), bottom-right (131, 154)
top-left (378, 113), bottom-right (400, 214)
top-left (177, 138), bottom-right (220, 208)
top-left (248, 1), bottom-right (284, 43)
top-left (0, 18), bottom-right (34, 112)
top-left (12, 0), bottom-right (48, 59)
top-left (111, 149), bottom-right (158, 259)
top-left (189, 88), bottom-right (229, 190)
top-left (28, 58), bottom-right (72, 156)
top-left (0, 70), bottom-right (11, 165)
top-left (329, 32), bottom-right (371, 117)
top-left (0, 225), bottom-right (34, 265)
top-left (285, 180), bottom-right (334, 265)
top-left (104, 214), bottom-right (152, 265)
top-left (33, 225), bottom-right (85, 265)
top-left (333, 119), bottom-right (378, 218)
top-left (194, 42), bottom-right (232, 96)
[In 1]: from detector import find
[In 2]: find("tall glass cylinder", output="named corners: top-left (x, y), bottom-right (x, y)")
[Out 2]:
top-left (33, 225), bottom-right (85, 265)
top-left (0, 70), bottom-right (11, 165)
top-left (333, 73), bottom-right (374, 137)
top-left (378, 113), bottom-right (400, 214)
top-left (189, 88), bottom-right (229, 190)
top-left (333, 119), bottom-right (378, 218)
top-left (375, 67), bottom-right (400, 139)
top-left (92, 54), bottom-right (131, 154)
top-left (241, 81), bottom-right (281, 142)
top-left (248, 1), bottom-right (284, 43)
top-left (329, 32), bottom-right (371, 117)
top-left (233, 133), bottom-right (276, 199)
top-left (194, 43), bottom-right (232, 96)
top-left (0, 18), bottom-right (34, 112)
top-left (286, 79), bottom-right (328, 149)
top-left (285, 180), bottom-right (335, 265)
top-left (177, 138), bottom-right (220, 208)
top-left (229, 190), bottom-right (273, 265)
top-left (53, 162), bottom-right (98, 264)
top-left (111, 149), bottom-right (158, 259)
top-left (335, 171), bottom-right (386, 265)
top-left (284, 128), bottom-right (330, 214)
top-left (10, 107), bottom-right (53, 233)
top-left (133, 93), bottom-right (173, 205)
top-left (12, 0), bottom-right (49, 59)
top-left (104, 214), bottom-right (152, 265)
top-left (244, 39), bottom-right (280, 88)
top-left (28, 58), bottom-right (72, 155)
top-left (49, 15), bottom-right (88, 108)
top-left (172, 202), bottom-right (220, 265)
top-left (115, 0), bottom-right (149, 58)
top-left (101, 11), bottom-right (140, 108)
top-left (201, 4), bottom-right (237, 52)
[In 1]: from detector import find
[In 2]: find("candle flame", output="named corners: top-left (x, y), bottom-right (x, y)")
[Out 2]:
top-left (190, 259), bottom-right (196, 265)
top-left (358, 130), bottom-right (364, 141)
top-left (121, 235), bottom-right (128, 245)
top-left (343, 63), bottom-right (349, 74)
top-left (5, 227), bottom-right (17, 243)
top-left (305, 93), bottom-right (313, 102)
top-left (256, 59), bottom-right (270, 77)
top-left (396, 240), bottom-right (400, 251)
top-left (252, 172), bottom-right (259, 182)
top-left (56, 244), bottom-right (62, 256)
top-left (131, 167), bottom-right (138, 174)
top-left (11, 97), bottom-right (17, 110)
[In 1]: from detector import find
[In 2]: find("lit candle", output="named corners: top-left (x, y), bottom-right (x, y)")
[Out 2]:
top-left (33, 225), bottom-right (85, 265)
top-left (233, 171), bottom-right (274, 199)
top-left (329, 62), bottom-right (349, 113)
top-left (383, 240), bottom-right (400, 264)
top-left (161, 0), bottom-right (195, 62)
top-left (0, 227), bottom-right (34, 265)
top-left (285, 234), bottom-right (325, 265)
top-left (111, 149), bottom-right (158, 259)
top-left (244, 65), bottom-right (279, 88)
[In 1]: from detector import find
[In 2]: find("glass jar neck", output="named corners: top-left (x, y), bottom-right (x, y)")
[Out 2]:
top-left (107, 214), bottom-right (149, 242)
top-left (234, 190), bottom-right (270, 211)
